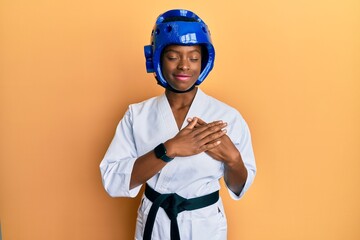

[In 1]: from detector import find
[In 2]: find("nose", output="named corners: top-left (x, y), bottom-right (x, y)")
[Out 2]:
top-left (177, 59), bottom-right (190, 70)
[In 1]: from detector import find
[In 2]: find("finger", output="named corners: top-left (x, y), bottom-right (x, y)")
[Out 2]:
top-left (185, 117), bottom-right (198, 129)
top-left (187, 117), bottom-right (206, 125)
top-left (199, 140), bottom-right (222, 151)
top-left (196, 118), bottom-right (207, 125)
top-left (194, 121), bottom-right (227, 138)
top-left (194, 130), bottom-right (226, 151)
top-left (187, 118), bottom-right (201, 128)
top-left (188, 117), bottom-right (206, 127)
top-left (196, 118), bottom-right (224, 126)
top-left (199, 128), bottom-right (227, 145)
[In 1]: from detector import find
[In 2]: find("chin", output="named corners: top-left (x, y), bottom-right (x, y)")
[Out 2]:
top-left (168, 84), bottom-right (194, 92)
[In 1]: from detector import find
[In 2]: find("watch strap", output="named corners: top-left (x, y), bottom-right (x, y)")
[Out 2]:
top-left (154, 143), bottom-right (174, 162)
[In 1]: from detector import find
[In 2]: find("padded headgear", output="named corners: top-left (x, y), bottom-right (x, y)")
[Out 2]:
top-left (144, 9), bottom-right (215, 89)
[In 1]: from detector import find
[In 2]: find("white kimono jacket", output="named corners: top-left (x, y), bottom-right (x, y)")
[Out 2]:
top-left (100, 88), bottom-right (256, 240)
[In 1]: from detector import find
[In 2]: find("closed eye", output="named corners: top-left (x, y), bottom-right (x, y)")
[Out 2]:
top-left (166, 56), bottom-right (179, 61)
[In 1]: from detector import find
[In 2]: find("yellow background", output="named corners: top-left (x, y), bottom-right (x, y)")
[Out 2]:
top-left (1, 0), bottom-right (359, 239)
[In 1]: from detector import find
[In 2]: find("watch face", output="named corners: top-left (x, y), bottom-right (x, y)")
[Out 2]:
top-left (154, 143), bottom-right (166, 159)
top-left (154, 143), bottom-right (173, 162)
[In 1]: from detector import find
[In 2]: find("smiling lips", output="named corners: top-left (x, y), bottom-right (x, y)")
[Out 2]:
top-left (174, 74), bottom-right (192, 81)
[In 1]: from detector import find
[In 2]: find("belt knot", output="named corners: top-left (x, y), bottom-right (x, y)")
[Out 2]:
top-left (162, 193), bottom-right (187, 220)
top-left (143, 184), bottom-right (219, 240)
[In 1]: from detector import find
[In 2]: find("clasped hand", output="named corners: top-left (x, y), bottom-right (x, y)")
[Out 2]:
top-left (165, 117), bottom-right (239, 164)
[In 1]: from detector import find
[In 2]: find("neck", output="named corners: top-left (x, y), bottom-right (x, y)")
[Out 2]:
top-left (165, 87), bottom-right (198, 109)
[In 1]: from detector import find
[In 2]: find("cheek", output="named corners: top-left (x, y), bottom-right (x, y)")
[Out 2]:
top-left (161, 62), bottom-right (171, 76)
top-left (194, 62), bottom-right (202, 74)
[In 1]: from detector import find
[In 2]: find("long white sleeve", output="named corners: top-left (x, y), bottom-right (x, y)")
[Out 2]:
top-left (99, 108), bottom-right (142, 197)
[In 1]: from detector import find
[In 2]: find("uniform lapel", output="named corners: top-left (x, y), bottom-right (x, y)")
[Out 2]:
top-left (157, 93), bottom-right (179, 136)
top-left (180, 88), bottom-right (206, 129)
top-left (157, 89), bottom-right (207, 132)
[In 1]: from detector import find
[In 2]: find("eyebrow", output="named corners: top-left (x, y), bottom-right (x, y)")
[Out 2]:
top-left (163, 48), bottom-right (201, 54)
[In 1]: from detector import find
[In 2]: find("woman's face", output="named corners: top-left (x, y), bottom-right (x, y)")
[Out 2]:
top-left (161, 45), bottom-right (202, 92)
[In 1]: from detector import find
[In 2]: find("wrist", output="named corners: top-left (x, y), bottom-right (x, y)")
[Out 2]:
top-left (224, 152), bottom-right (242, 167)
top-left (164, 140), bottom-right (176, 158)
top-left (154, 143), bottom-right (174, 162)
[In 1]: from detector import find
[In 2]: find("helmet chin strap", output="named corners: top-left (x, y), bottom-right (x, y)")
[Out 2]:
top-left (156, 78), bottom-right (197, 93)
top-left (165, 84), bottom-right (196, 93)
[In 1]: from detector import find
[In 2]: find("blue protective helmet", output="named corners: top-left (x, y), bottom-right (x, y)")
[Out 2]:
top-left (144, 9), bottom-right (215, 89)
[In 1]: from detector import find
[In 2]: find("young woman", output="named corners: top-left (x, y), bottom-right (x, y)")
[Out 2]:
top-left (100, 9), bottom-right (256, 240)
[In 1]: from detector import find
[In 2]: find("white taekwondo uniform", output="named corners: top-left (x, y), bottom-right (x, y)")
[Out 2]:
top-left (100, 88), bottom-right (256, 240)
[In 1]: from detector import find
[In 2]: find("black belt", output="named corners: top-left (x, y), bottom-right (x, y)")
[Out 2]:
top-left (143, 184), bottom-right (219, 240)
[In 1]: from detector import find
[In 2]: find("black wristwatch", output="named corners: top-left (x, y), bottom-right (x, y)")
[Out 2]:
top-left (154, 143), bottom-right (174, 162)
